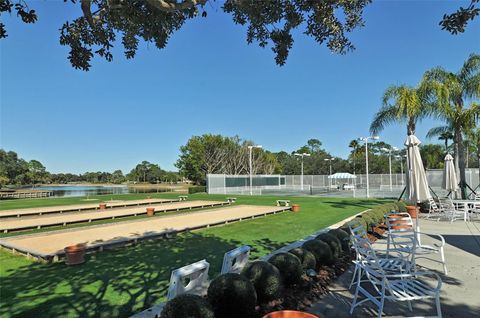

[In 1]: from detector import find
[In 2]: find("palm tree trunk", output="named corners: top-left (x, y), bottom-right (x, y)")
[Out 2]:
top-left (445, 139), bottom-right (448, 152)
top-left (456, 131), bottom-right (467, 199)
top-left (407, 119), bottom-right (416, 136)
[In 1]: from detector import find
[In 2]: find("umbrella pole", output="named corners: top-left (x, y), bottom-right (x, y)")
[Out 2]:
top-left (415, 203), bottom-right (421, 245)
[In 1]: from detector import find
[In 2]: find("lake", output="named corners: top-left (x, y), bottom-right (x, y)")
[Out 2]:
top-left (36, 185), bottom-right (165, 197)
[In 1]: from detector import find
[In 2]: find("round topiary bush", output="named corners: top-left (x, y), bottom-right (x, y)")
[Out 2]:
top-left (207, 273), bottom-right (257, 318)
top-left (288, 247), bottom-right (317, 270)
top-left (268, 252), bottom-right (303, 287)
top-left (241, 261), bottom-right (283, 303)
top-left (302, 239), bottom-right (334, 266)
top-left (316, 233), bottom-right (342, 258)
top-left (160, 294), bottom-right (215, 318)
top-left (328, 228), bottom-right (351, 252)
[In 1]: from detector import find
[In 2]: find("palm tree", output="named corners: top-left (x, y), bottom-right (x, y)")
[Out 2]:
top-left (422, 53), bottom-right (480, 198)
top-left (426, 126), bottom-right (454, 152)
top-left (349, 139), bottom-right (359, 174)
top-left (370, 84), bottom-right (432, 136)
top-left (466, 127), bottom-right (480, 186)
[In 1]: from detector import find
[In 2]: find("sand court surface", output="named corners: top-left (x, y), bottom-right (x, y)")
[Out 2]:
top-left (0, 205), bottom-right (290, 261)
top-left (0, 198), bottom-right (179, 218)
top-left (0, 200), bottom-right (228, 232)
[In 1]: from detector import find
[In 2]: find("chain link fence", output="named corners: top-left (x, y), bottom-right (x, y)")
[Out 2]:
top-left (207, 169), bottom-right (479, 198)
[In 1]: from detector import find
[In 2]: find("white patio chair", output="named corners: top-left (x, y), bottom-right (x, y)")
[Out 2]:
top-left (350, 248), bottom-right (443, 318)
top-left (385, 212), bottom-right (447, 275)
top-left (426, 198), bottom-right (444, 220)
top-left (443, 197), bottom-right (469, 222)
top-left (348, 221), bottom-right (412, 289)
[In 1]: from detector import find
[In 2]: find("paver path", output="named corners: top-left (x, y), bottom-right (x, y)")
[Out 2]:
top-left (309, 219), bottom-right (480, 318)
top-left (0, 205), bottom-right (289, 259)
top-left (0, 200), bottom-right (227, 232)
top-left (0, 198), bottom-right (176, 218)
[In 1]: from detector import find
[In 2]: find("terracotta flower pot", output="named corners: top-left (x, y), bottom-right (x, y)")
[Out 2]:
top-left (64, 244), bottom-right (86, 265)
top-left (387, 214), bottom-right (410, 230)
top-left (99, 203), bottom-right (107, 209)
top-left (291, 204), bottom-right (300, 213)
top-left (263, 311), bottom-right (318, 318)
top-left (146, 207), bottom-right (155, 217)
top-left (406, 205), bottom-right (418, 218)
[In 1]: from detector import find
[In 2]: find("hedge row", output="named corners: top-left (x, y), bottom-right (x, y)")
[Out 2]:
top-left (347, 201), bottom-right (407, 231)
top-left (188, 186), bottom-right (207, 194)
top-left (161, 201), bottom-right (405, 318)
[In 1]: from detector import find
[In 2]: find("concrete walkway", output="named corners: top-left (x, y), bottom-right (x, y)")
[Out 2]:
top-left (0, 198), bottom-right (177, 218)
top-left (309, 219), bottom-right (480, 317)
top-left (0, 205), bottom-right (290, 261)
top-left (0, 200), bottom-right (227, 232)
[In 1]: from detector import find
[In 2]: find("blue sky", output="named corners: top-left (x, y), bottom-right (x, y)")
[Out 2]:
top-left (1, 1), bottom-right (479, 174)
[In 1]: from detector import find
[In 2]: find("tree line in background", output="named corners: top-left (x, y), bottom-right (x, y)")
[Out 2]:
top-left (2, 131), bottom-right (478, 188)
top-left (370, 53), bottom-right (480, 198)
top-left (0, 149), bottom-right (181, 188)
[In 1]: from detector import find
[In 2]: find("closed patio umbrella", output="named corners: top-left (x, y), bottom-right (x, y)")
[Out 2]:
top-left (442, 153), bottom-right (458, 198)
top-left (405, 135), bottom-right (432, 238)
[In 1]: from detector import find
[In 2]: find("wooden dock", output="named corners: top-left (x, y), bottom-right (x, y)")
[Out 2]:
top-left (0, 190), bottom-right (53, 200)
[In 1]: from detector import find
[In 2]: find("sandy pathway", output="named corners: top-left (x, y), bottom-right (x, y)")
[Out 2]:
top-left (0, 198), bottom-right (176, 218)
top-left (0, 205), bottom-right (289, 258)
top-left (0, 200), bottom-right (227, 232)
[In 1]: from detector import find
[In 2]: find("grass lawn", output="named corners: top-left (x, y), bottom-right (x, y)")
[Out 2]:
top-left (0, 194), bottom-right (385, 318)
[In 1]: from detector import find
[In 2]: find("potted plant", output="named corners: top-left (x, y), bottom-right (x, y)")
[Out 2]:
top-left (146, 207), bottom-right (155, 217)
top-left (263, 311), bottom-right (318, 318)
top-left (64, 243), bottom-right (86, 265)
top-left (405, 201), bottom-right (418, 218)
top-left (291, 204), bottom-right (300, 212)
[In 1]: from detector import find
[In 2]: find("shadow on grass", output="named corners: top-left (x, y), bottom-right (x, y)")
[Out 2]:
top-left (321, 199), bottom-right (386, 210)
top-left (0, 232), bottom-right (243, 318)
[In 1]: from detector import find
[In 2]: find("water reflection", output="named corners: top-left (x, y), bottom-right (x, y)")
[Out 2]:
top-left (36, 185), bottom-right (168, 197)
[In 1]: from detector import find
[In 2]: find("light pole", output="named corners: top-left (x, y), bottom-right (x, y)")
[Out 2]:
top-left (358, 136), bottom-right (379, 198)
top-left (324, 158), bottom-right (335, 188)
top-left (381, 146), bottom-right (398, 192)
top-left (294, 152), bottom-right (311, 190)
top-left (248, 145), bottom-right (262, 195)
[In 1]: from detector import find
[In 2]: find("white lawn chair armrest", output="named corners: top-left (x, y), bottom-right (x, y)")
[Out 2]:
top-left (416, 231), bottom-right (446, 247)
top-left (413, 271), bottom-right (443, 291)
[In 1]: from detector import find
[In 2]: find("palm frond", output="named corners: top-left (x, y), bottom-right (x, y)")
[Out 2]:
top-left (458, 53), bottom-right (480, 85)
top-left (369, 105), bottom-right (403, 135)
top-left (463, 73), bottom-right (480, 100)
top-left (426, 126), bottom-right (451, 139)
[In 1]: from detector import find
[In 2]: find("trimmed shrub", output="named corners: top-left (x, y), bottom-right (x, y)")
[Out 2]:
top-left (352, 215), bottom-right (368, 230)
top-left (339, 224), bottom-right (351, 234)
top-left (396, 201), bottom-right (408, 212)
top-left (316, 233), bottom-right (342, 258)
top-left (268, 253), bottom-right (303, 286)
top-left (188, 186), bottom-right (206, 194)
top-left (328, 229), bottom-right (350, 252)
top-left (288, 247), bottom-right (317, 270)
top-left (241, 261), bottom-right (283, 303)
top-left (302, 239), bottom-right (334, 266)
top-left (160, 294), bottom-right (215, 318)
top-left (207, 273), bottom-right (257, 318)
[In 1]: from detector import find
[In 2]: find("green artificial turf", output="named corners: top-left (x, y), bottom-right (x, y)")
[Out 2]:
top-left (0, 194), bottom-right (384, 318)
